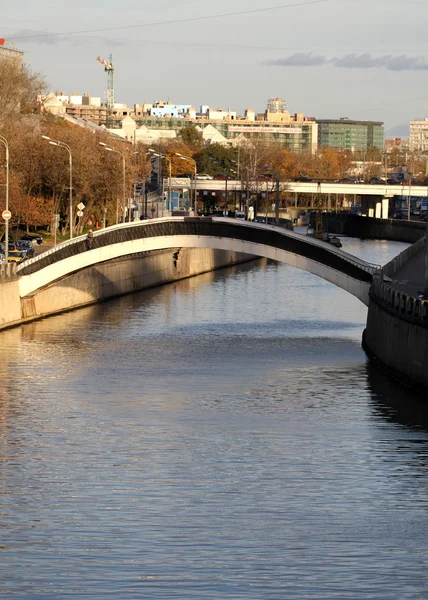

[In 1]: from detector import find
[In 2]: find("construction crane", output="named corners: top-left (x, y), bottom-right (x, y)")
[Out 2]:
top-left (96, 54), bottom-right (115, 113)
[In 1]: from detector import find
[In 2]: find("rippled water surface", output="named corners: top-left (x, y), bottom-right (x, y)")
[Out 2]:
top-left (1, 237), bottom-right (428, 599)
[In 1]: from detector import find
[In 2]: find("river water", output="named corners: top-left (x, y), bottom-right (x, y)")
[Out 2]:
top-left (1, 237), bottom-right (428, 599)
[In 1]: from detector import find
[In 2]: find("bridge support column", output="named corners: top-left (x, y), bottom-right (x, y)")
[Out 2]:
top-left (375, 202), bottom-right (382, 219)
top-left (328, 193), bottom-right (331, 211)
top-left (382, 198), bottom-right (389, 219)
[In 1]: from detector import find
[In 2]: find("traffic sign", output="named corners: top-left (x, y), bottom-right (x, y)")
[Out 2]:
top-left (77, 210), bottom-right (84, 217)
top-left (2, 209), bottom-right (11, 221)
top-left (77, 202), bottom-right (85, 211)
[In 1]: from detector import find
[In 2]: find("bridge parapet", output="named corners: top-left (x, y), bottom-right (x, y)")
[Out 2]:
top-left (0, 262), bottom-right (17, 280)
top-left (370, 278), bottom-right (428, 327)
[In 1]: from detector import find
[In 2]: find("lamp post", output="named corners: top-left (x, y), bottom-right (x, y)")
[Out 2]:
top-left (100, 142), bottom-right (126, 223)
top-left (149, 150), bottom-right (171, 214)
top-left (42, 135), bottom-right (73, 238)
top-left (176, 153), bottom-right (197, 214)
top-left (0, 134), bottom-right (9, 263)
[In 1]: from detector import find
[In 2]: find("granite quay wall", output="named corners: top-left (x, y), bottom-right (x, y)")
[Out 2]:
top-left (364, 240), bottom-right (428, 393)
top-left (0, 247), bottom-right (252, 331)
top-left (321, 214), bottom-right (425, 243)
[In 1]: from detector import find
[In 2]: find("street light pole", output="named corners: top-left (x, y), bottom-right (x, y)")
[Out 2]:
top-left (0, 134), bottom-right (9, 263)
top-left (176, 153), bottom-right (197, 214)
top-left (100, 143), bottom-right (126, 223)
top-left (42, 135), bottom-right (73, 238)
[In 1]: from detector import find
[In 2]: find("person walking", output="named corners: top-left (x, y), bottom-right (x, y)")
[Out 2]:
top-left (85, 230), bottom-right (94, 251)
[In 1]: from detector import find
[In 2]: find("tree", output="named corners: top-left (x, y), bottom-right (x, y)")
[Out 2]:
top-left (0, 60), bottom-right (46, 125)
top-left (195, 144), bottom-right (238, 176)
top-left (178, 125), bottom-right (202, 149)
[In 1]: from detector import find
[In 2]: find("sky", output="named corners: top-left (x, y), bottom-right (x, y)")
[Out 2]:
top-left (4, 0), bottom-right (428, 136)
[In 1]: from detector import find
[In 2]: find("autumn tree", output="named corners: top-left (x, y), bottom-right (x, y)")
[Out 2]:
top-left (0, 59), bottom-right (46, 125)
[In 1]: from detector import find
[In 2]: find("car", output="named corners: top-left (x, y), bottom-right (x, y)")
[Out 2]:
top-left (386, 178), bottom-right (402, 185)
top-left (7, 247), bottom-right (27, 262)
top-left (20, 233), bottom-right (43, 245)
top-left (295, 176), bottom-right (313, 182)
top-left (338, 177), bottom-right (357, 183)
top-left (214, 174), bottom-right (234, 180)
top-left (257, 174), bottom-right (273, 182)
top-left (196, 174), bottom-right (214, 180)
top-left (369, 177), bottom-right (386, 184)
top-left (15, 240), bottom-right (35, 257)
top-left (390, 212), bottom-right (404, 219)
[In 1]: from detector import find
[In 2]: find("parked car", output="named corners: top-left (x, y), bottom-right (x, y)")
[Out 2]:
top-left (369, 177), bottom-right (386, 184)
top-left (257, 174), bottom-right (273, 182)
top-left (15, 240), bottom-right (35, 258)
top-left (7, 246), bottom-right (27, 263)
top-left (338, 177), bottom-right (357, 183)
top-left (21, 233), bottom-right (43, 245)
top-left (196, 174), bottom-right (214, 180)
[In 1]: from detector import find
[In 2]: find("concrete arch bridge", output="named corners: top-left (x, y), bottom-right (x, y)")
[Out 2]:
top-left (14, 218), bottom-right (379, 322)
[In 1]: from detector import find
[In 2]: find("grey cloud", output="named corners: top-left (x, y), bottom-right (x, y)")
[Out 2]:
top-left (263, 52), bottom-right (428, 71)
top-left (11, 30), bottom-right (125, 47)
top-left (263, 53), bottom-right (327, 67)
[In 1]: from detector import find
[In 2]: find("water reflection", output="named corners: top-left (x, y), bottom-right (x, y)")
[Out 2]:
top-left (1, 238), bottom-right (427, 599)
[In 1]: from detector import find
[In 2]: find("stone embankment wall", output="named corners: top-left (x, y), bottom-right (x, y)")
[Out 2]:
top-left (0, 248), bottom-right (252, 331)
top-left (322, 214), bottom-right (425, 243)
top-left (364, 239), bottom-right (428, 393)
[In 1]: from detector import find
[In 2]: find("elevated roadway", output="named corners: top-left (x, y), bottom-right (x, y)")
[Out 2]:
top-left (166, 178), bottom-right (428, 198)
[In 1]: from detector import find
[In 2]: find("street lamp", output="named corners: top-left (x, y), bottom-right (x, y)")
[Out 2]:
top-left (176, 153), bottom-right (197, 214)
top-left (0, 134), bottom-right (9, 263)
top-left (149, 150), bottom-right (172, 215)
top-left (42, 135), bottom-right (73, 238)
top-left (100, 142), bottom-right (126, 223)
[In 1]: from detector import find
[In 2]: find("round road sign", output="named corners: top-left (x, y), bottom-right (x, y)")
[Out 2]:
top-left (2, 210), bottom-right (11, 221)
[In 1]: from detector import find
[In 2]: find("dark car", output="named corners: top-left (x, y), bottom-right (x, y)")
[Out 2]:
top-left (214, 174), bottom-right (234, 180)
top-left (369, 177), bottom-right (386, 184)
top-left (295, 176), bottom-right (313, 182)
top-left (15, 240), bottom-right (35, 257)
top-left (386, 178), bottom-right (402, 185)
top-left (390, 212), bottom-right (404, 219)
top-left (21, 233), bottom-right (43, 245)
top-left (338, 177), bottom-right (357, 183)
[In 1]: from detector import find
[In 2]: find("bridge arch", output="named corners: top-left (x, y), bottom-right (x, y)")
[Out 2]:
top-left (17, 217), bottom-right (377, 305)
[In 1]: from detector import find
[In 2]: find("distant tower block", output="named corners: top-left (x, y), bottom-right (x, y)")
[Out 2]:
top-left (96, 54), bottom-right (115, 112)
top-left (267, 97), bottom-right (286, 113)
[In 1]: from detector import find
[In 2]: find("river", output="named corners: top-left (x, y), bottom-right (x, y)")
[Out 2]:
top-left (1, 237), bottom-right (427, 599)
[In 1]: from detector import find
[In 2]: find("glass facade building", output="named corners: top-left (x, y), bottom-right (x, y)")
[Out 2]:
top-left (317, 119), bottom-right (384, 152)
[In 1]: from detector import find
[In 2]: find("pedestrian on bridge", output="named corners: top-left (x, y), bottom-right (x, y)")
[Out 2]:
top-left (85, 230), bottom-right (93, 251)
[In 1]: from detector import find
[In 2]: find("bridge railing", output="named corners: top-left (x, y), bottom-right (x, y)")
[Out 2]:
top-left (370, 278), bottom-right (428, 327)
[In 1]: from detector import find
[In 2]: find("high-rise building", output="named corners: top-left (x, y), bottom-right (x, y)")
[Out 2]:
top-left (409, 119), bottom-right (428, 152)
top-left (267, 98), bottom-right (286, 113)
top-left (317, 118), bottom-right (384, 152)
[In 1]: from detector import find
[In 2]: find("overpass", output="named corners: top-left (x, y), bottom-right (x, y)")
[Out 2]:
top-left (17, 217), bottom-right (378, 305)
top-left (166, 178), bottom-right (428, 198)
top-left (166, 178), bottom-right (427, 216)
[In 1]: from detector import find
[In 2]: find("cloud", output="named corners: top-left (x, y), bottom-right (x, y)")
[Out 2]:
top-left (263, 53), bottom-right (327, 67)
top-left (10, 30), bottom-right (126, 47)
top-left (263, 52), bottom-right (428, 71)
